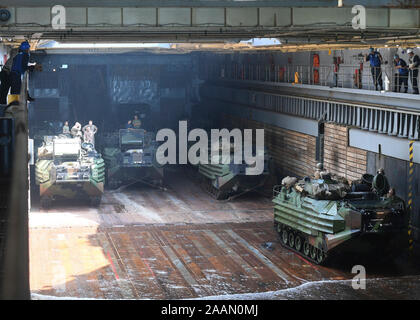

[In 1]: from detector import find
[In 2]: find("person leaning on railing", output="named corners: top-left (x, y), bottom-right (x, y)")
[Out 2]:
top-left (393, 54), bottom-right (409, 93)
top-left (365, 47), bottom-right (384, 91)
top-left (0, 41), bottom-right (41, 108)
top-left (407, 49), bottom-right (419, 95)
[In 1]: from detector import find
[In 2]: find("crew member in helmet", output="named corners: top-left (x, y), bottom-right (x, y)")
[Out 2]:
top-left (372, 168), bottom-right (390, 197)
top-left (62, 121), bottom-right (70, 136)
top-left (0, 48), bottom-right (17, 114)
top-left (0, 41), bottom-right (40, 107)
top-left (314, 163), bottom-right (323, 179)
top-left (82, 120), bottom-right (98, 146)
top-left (407, 49), bottom-right (420, 94)
top-left (71, 122), bottom-right (82, 139)
top-left (132, 114), bottom-right (142, 129)
top-left (394, 54), bottom-right (409, 93)
top-left (365, 48), bottom-right (383, 91)
top-left (314, 163), bottom-right (329, 180)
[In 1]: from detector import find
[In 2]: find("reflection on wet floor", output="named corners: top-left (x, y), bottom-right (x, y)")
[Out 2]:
top-left (29, 170), bottom-right (420, 299)
top-left (30, 170), bottom-right (274, 228)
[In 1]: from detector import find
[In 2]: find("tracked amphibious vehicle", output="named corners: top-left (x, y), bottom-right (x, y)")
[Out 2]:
top-left (198, 141), bottom-right (270, 200)
top-left (102, 129), bottom-right (164, 189)
top-left (35, 135), bottom-right (105, 208)
top-left (273, 172), bottom-right (407, 264)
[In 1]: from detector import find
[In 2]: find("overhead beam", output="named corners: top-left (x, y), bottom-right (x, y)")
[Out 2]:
top-left (2, 6), bottom-right (419, 28)
top-left (0, 6), bottom-right (419, 42)
top-left (0, 1), bottom-right (413, 8)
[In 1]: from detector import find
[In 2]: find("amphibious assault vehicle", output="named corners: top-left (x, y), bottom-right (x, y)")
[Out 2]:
top-left (35, 135), bottom-right (105, 208)
top-left (273, 173), bottom-right (407, 264)
top-left (198, 142), bottom-right (270, 200)
top-left (102, 129), bottom-right (164, 189)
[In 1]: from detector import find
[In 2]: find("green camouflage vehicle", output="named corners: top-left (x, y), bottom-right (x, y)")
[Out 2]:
top-left (198, 143), bottom-right (270, 200)
top-left (102, 129), bottom-right (164, 189)
top-left (35, 135), bottom-right (105, 208)
top-left (273, 173), bottom-right (408, 264)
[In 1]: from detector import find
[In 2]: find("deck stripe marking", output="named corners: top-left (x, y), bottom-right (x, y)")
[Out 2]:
top-left (107, 251), bottom-right (120, 280)
top-left (99, 233), bottom-right (137, 298)
top-left (188, 234), bottom-right (214, 258)
top-left (203, 230), bottom-right (262, 280)
top-left (107, 233), bottom-right (141, 298)
top-left (138, 249), bottom-right (156, 278)
top-left (161, 246), bottom-right (202, 295)
top-left (225, 229), bottom-right (292, 283)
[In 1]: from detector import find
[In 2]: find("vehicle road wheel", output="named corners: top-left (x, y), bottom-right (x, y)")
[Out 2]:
top-left (277, 223), bottom-right (282, 234)
top-left (316, 249), bottom-right (325, 264)
top-left (295, 235), bottom-right (302, 252)
top-left (288, 232), bottom-right (295, 248)
top-left (281, 229), bottom-right (288, 245)
top-left (303, 241), bottom-right (310, 256)
top-left (310, 246), bottom-right (317, 260)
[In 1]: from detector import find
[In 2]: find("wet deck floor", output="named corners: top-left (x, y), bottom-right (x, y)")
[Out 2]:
top-left (29, 169), bottom-right (420, 299)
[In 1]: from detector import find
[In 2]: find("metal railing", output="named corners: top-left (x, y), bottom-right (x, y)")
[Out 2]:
top-left (201, 83), bottom-right (420, 140)
top-left (0, 73), bottom-right (30, 299)
top-left (204, 63), bottom-right (420, 94)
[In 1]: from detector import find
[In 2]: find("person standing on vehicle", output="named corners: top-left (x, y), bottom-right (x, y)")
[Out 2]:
top-left (132, 115), bottom-right (142, 129)
top-left (82, 120), bottom-right (98, 146)
top-left (407, 49), bottom-right (419, 94)
top-left (365, 48), bottom-right (383, 91)
top-left (71, 122), bottom-right (82, 139)
top-left (62, 121), bottom-right (70, 136)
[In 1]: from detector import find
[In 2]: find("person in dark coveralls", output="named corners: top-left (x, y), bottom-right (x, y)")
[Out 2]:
top-left (0, 48), bottom-right (18, 110)
top-left (394, 54), bottom-right (409, 93)
top-left (407, 49), bottom-right (420, 94)
top-left (372, 168), bottom-right (390, 197)
top-left (0, 41), bottom-right (39, 108)
top-left (365, 48), bottom-right (383, 91)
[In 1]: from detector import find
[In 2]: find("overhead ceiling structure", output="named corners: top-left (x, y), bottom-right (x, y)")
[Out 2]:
top-left (0, 0), bottom-right (419, 50)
